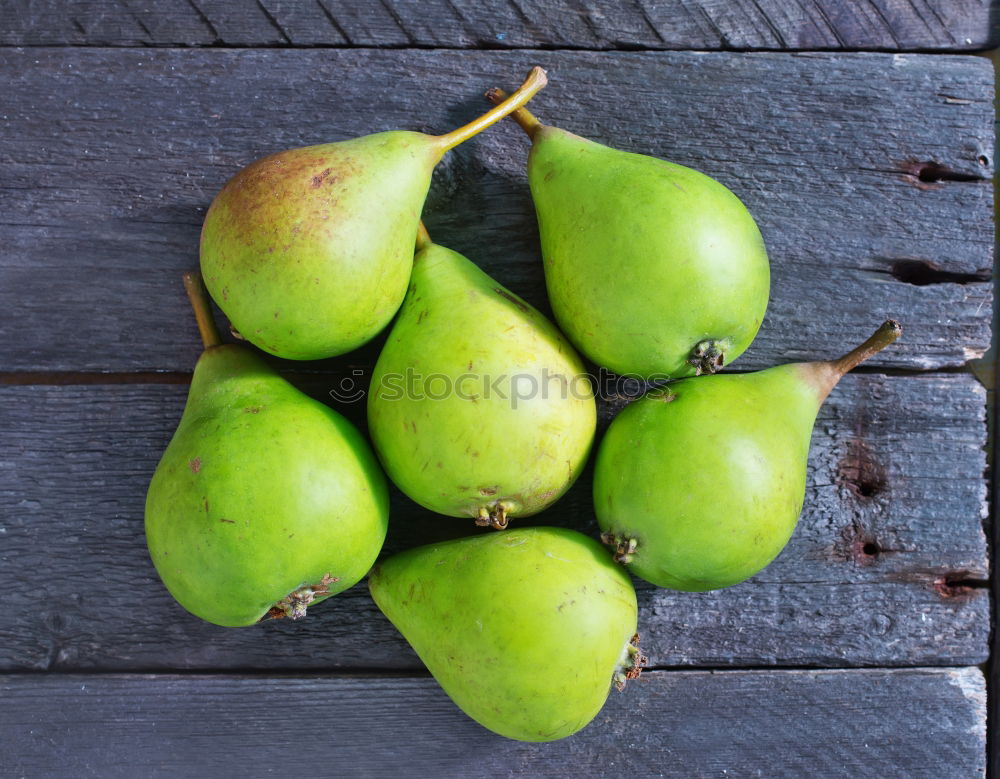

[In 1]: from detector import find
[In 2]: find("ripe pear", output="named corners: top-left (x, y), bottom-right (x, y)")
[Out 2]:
top-left (144, 273), bottom-right (389, 627)
top-left (368, 224), bottom-right (596, 529)
top-left (369, 527), bottom-right (644, 741)
top-left (199, 68), bottom-right (547, 361)
top-left (486, 88), bottom-right (769, 379)
top-left (594, 321), bottom-right (901, 591)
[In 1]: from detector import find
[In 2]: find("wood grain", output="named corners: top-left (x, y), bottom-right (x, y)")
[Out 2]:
top-left (0, 9), bottom-right (993, 776)
top-left (0, 49), bottom-right (992, 374)
top-left (0, 373), bottom-right (987, 671)
top-left (3, 0), bottom-right (996, 50)
top-left (0, 668), bottom-right (986, 777)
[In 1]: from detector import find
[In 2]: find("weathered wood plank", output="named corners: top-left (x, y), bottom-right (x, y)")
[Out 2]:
top-left (3, 0), bottom-right (996, 50)
top-left (992, 393), bottom-right (1000, 779)
top-left (993, 423), bottom-right (1000, 779)
top-left (0, 374), bottom-right (987, 671)
top-left (0, 49), bottom-right (991, 373)
top-left (0, 668), bottom-right (986, 777)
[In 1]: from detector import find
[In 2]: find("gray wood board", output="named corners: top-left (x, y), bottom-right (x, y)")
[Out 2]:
top-left (0, 49), bottom-right (992, 373)
top-left (3, 0), bottom-right (997, 50)
top-left (0, 373), bottom-right (987, 672)
top-left (0, 668), bottom-right (987, 778)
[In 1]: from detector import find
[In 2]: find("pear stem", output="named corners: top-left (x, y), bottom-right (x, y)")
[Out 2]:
top-left (808, 319), bottom-right (902, 402)
top-left (182, 271), bottom-right (222, 349)
top-left (434, 66), bottom-right (547, 152)
top-left (485, 87), bottom-right (543, 138)
top-left (415, 221), bottom-right (433, 252)
top-left (831, 319), bottom-right (902, 376)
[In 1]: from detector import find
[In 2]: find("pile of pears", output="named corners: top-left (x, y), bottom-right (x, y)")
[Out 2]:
top-left (145, 67), bottom-right (900, 742)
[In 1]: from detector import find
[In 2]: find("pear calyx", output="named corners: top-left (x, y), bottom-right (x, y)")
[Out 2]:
top-left (613, 633), bottom-right (647, 691)
top-left (601, 532), bottom-right (638, 564)
top-left (264, 573), bottom-right (340, 621)
top-left (475, 500), bottom-right (514, 530)
top-left (688, 338), bottom-right (728, 376)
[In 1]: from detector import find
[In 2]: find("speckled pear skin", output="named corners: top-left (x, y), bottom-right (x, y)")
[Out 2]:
top-left (145, 345), bottom-right (389, 627)
top-left (596, 320), bottom-right (902, 591)
top-left (368, 527), bottom-right (640, 742)
top-left (367, 242), bottom-right (596, 527)
top-left (528, 125), bottom-right (770, 379)
top-left (594, 365), bottom-right (821, 591)
top-left (200, 132), bottom-right (440, 360)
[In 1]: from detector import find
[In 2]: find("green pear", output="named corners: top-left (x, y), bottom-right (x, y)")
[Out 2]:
top-left (144, 273), bottom-right (389, 626)
top-left (486, 88), bottom-right (769, 379)
top-left (594, 321), bottom-right (901, 591)
top-left (368, 225), bottom-right (596, 529)
top-left (199, 68), bottom-right (547, 361)
top-left (369, 527), bottom-right (644, 741)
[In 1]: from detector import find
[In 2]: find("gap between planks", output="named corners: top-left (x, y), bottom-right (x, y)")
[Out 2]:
top-left (0, 660), bottom-right (989, 677)
top-left (1, 44), bottom-right (997, 53)
top-left (0, 364), bottom-right (982, 386)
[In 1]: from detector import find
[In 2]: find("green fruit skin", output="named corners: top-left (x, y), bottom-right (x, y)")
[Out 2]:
top-left (200, 132), bottom-right (440, 360)
top-left (145, 346), bottom-right (389, 626)
top-left (369, 527), bottom-right (638, 742)
top-left (594, 365), bottom-right (819, 590)
top-left (368, 243), bottom-right (597, 520)
top-left (529, 126), bottom-right (770, 379)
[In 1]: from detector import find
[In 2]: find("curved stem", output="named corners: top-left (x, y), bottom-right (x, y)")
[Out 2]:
top-left (807, 320), bottom-right (902, 402)
top-left (434, 66), bottom-right (547, 152)
top-left (831, 320), bottom-right (902, 375)
top-left (415, 221), bottom-right (433, 252)
top-left (182, 271), bottom-right (222, 349)
top-left (485, 87), bottom-right (543, 138)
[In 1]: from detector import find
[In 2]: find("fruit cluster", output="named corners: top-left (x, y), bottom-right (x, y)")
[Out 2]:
top-left (145, 67), bottom-right (900, 742)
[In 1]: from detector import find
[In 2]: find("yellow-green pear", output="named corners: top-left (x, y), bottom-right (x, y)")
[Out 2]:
top-left (369, 527), bottom-right (644, 741)
top-left (200, 68), bottom-right (546, 360)
top-left (368, 225), bottom-right (596, 529)
top-left (144, 273), bottom-right (389, 626)
top-left (487, 87), bottom-right (769, 379)
top-left (595, 321), bottom-right (901, 591)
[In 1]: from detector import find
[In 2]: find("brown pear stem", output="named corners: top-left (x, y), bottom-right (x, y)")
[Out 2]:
top-left (485, 87), bottom-right (543, 138)
top-left (811, 319), bottom-right (902, 400)
top-left (182, 271), bottom-right (222, 349)
top-left (831, 319), bottom-right (902, 375)
top-left (434, 66), bottom-right (547, 152)
top-left (415, 221), bottom-right (433, 252)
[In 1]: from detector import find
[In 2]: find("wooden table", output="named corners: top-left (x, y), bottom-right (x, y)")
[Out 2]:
top-left (1, 3), bottom-right (994, 776)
